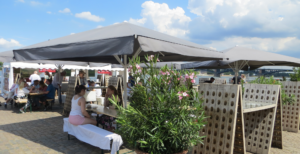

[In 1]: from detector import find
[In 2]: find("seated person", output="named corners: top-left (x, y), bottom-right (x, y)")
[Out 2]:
top-left (39, 79), bottom-right (55, 110)
top-left (204, 77), bottom-right (215, 83)
top-left (98, 85), bottom-right (120, 131)
top-left (39, 81), bottom-right (48, 92)
top-left (4, 78), bottom-right (28, 108)
top-left (20, 81), bottom-right (48, 113)
top-left (69, 85), bottom-right (97, 126)
top-left (29, 80), bottom-right (40, 93)
top-left (2, 82), bottom-right (17, 107)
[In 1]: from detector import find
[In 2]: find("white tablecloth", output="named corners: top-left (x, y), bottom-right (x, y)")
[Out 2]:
top-left (63, 118), bottom-right (123, 154)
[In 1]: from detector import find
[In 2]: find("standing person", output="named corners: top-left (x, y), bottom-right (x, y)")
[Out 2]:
top-left (231, 74), bottom-right (242, 84)
top-left (44, 71), bottom-right (52, 84)
top-left (241, 74), bottom-right (247, 83)
top-left (39, 79), bottom-right (55, 110)
top-left (69, 85), bottom-right (97, 126)
top-left (29, 71), bottom-right (41, 85)
top-left (127, 82), bottom-right (132, 99)
top-left (52, 71), bottom-right (66, 104)
top-left (78, 70), bottom-right (87, 86)
top-left (129, 73), bottom-right (135, 87)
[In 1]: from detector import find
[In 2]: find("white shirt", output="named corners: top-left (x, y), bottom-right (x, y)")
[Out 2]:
top-left (29, 74), bottom-right (41, 85)
top-left (69, 96), bottom-right (84, 117)
top-left (52, 73), bottom-right (62, 89)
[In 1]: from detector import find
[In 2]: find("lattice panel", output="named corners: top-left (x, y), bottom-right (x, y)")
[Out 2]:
top-left (97, 75), bottom-right (102, 86)
top-left (243, 84), bottom-right (280, 109)
top-left (63, 76), bottom-right (78, 116)
top-left (272, 91), bottom-right (283, 149)
top-left (214, 78), bottom-right (227, 84)
top-left (193, 84), bottom-right (246, 154)
top-left (199, 78), bottom-right (210, 83)
top-left (281, 81), bottom-right (300, 133)
top-left (243, 84), bottom-right (281, 154)
top-left (104, 75), bottom-right (112, 87)
top-left (244, 108), bottom-right (277, 154)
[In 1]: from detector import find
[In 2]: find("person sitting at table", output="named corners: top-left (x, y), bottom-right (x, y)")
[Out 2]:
top-left (39, 81), bottom-right (48, 92)
top-left (69, 85), bottom-right (97, 126)
top-left (39, 79), bottom-right (55, 110)
top-left (2, 81), bottom-right (18, 107)
top-left (29, 80), bottom-right (40, 92)
top-left (98, 85), bottom-right (120, 130)
top-left (20, 81), bottom-right (48, 112)
top-left (4, 78), bottom-right (28, 108)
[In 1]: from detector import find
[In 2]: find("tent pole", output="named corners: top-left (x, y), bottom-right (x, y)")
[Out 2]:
top-left (123, 55), bottom-right (128, 108)
top-left (235, 61), bottom-right (238, 84)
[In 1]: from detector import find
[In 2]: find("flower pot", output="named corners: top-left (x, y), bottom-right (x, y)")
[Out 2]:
top-left (135, 149), bottom-right (188, 154)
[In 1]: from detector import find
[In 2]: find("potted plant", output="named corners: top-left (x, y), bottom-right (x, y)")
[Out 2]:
top-left (109, 55), bottom-right (206, 154)
top-left (248, 76), bottom-right (295, 105)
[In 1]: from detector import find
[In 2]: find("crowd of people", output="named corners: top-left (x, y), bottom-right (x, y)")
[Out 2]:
top-left (1, 71), bottom-right (58, 113)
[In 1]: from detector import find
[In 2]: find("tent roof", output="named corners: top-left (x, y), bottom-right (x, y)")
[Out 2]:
top-left (13, 22), bottom-right (223, 64)
top-left (182, 46), bottom-right (300, 70)
top-left (0, 50), bottom-right (109, 67)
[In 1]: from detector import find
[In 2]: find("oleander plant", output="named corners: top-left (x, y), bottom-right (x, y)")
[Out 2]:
top-left (109, 54), bottom-right (206, 154)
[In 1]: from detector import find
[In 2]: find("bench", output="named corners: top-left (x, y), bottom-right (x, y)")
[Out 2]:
top-left (46, 99), bottom-right (54, 110)
top-left (63, 118), bottom-right (123, 154)
top-left (15, 98), bottom-right (32, 113)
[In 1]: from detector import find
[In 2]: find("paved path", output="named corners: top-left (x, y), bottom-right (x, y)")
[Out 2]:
top-left (0, 97), bottom-right (133, 154)
top-left (0, 97), bottom-right (300, 154)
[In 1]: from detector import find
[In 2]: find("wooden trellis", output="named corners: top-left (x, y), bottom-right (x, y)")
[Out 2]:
top-left (63, 76), bottom-right (79, 116)
top-left (199, 78), bottom-right (210, 83)
top-left (193, 84), bottom-right (246, 154)
top-left (243, 84), bottom-right (283, 154)
top-left (214, 78), bottom-right (227, 84)
top-left (281, 81), bottom-right (300, 133)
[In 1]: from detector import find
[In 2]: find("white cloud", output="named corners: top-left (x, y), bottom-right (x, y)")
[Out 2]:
top-left (126, 1), bottom-right (191, 38)
top-left (187, 0), bottom-right (300, 54)
top-left (96, 25), bottom-right (103, 28)
top-left (75, 12), bottom-right (104, 22)
top-left (17, 0), bottom-right (25, 3)
top-left (59, 8), bottom-right (71, 13)
top-left (30, 1), bottom-right (50, 6)
top-left (70, 33), bottom-right (75, 35)
top-left (0, 38), bottom-right (22, 50)
top-left (47, 11), bottom-right (52, 14)
top-left (204, 37), bottom-right (300, 53)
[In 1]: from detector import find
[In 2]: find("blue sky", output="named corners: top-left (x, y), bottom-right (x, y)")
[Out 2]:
top-left (1, 0), bottom-right (300, 58)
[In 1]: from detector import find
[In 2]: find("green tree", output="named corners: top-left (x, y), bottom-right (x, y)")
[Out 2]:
top-left (0, 61), bottom-right (3, 70)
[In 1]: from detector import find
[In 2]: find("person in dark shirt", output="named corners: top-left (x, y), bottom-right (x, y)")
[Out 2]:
top-left (204, 77), bottom-right (215, 83)
top-left (39, 79), bottom-right (55, 110)
top-left (231, 76), bottom-right (242, 84)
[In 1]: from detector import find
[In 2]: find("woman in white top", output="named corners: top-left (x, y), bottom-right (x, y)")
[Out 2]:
top-left (69, 85), bottom-right (97, 126)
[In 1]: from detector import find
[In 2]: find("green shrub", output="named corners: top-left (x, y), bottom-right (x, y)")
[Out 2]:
top-left (109, 55), bottom-right (206, 154)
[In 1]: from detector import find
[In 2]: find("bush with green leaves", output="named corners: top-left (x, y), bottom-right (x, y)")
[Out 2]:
top-left (290, 67), bottom-right (300, 81)
top-left (109, 55), bottom-right (206, 154)
top-left (249, 76), bottom-right (295, 105)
